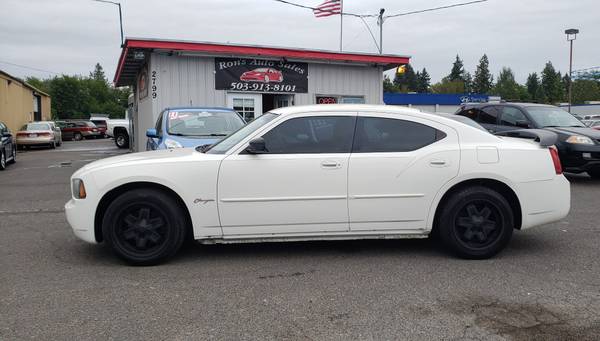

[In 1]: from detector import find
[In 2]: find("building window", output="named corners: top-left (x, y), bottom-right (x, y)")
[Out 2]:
top-left (315, 95), bottom-right (365, 105)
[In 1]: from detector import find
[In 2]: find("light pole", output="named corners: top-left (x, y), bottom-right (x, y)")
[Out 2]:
top-left (565, 28), bottom-right (579, 113)
top-left (91, 0), bottom-right (124, 47)
top-left (377, 8), bottom-right (385, 54)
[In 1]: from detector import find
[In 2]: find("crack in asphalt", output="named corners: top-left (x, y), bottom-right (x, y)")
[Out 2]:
top-left (0, 208), bottom-right (65, 215)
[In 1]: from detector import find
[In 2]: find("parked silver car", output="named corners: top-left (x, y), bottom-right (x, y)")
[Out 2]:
top-left (16, 122), bottom-right (62, 149)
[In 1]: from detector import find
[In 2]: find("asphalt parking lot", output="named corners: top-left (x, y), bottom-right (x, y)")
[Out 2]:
top-left (1, 139), bottom-right (599, 340)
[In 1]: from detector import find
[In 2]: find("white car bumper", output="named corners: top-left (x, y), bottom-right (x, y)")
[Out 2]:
top-left (518, 175), bottom-right (570, 229)
top-left (65, 198), bottom-right (98, 244)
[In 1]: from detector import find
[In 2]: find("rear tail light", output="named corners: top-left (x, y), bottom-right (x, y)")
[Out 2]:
top-left (549, 146), bottom-right (563, 175)
top-left (38, 132), bottom-right (51, 137)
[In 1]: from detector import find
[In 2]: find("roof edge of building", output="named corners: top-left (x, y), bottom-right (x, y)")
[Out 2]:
top-left (0, 70), bottom-right (51, 97)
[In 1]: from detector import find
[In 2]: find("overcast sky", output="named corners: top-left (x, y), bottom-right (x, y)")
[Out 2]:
top-left (1, 0), bottom-right (598, 85)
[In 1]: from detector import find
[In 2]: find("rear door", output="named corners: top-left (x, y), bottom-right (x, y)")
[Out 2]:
top-left (348, 113), bottom-right (460, 231)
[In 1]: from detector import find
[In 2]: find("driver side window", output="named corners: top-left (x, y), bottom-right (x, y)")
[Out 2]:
top-left (499, 107), bottom-right (529, 127)
top-left (261, 116), bottom-right (355, 154)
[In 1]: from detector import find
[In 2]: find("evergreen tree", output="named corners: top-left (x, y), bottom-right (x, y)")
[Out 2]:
top-left (448, 55), bottom-right (465, 82)
top-left (541, 61), bottom-right (564, 104)
top-left (383, 75), bottom-right (399, 93)
top-left (473, 54), bottom-right (493, 94)
top-left (416, 68), bottom-right (431, 93)
top-left (90, 63), bottom-right (107, 83)
top-left (525, 73), bottom-right (541, 101)
top-left (562, 73), bottom-right (571, 102)
top-left (464, 72), bottom-right (473, 93)
top-left (393, 64), bottom-right (418, 92)
top-left (493, 67), bottom-right (521, 100)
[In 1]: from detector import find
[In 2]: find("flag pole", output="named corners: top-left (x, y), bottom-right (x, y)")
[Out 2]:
top-left (339, 0), bottom-right (343, 51)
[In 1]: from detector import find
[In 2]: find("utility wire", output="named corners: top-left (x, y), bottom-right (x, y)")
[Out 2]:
top-left (384, 0), bottom-right (488, 19)
top-left (573, 66), bottom-right (600, 72)
top-left (0, 60), bottom-right (60, 75)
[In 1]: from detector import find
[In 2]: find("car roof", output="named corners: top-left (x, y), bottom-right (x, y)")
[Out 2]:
top-left (461, 102), bottom-right (557, 109)
top-left (165, 106), bottom-right (236, 112)
top-left (271, 104), bottom-right (423, 116)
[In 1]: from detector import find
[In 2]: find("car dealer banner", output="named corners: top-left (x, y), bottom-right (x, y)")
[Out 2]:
top-left (215, 57), bottom-right (308, 93)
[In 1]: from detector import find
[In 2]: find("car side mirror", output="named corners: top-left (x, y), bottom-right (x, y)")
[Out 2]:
top-left (146, 128), bottom-right (159, 138)
top-left (516, 120), bottom-right (530, 129)
top-left (245, 137), bottom-right (268, 154)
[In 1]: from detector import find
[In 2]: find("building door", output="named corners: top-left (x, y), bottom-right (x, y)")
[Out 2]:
top-left (274, 94), bottom-right (294, 108)
top-left (33, 95), bottom-right (42, 121)
top-left (227, 93), bottom-right (262, 122)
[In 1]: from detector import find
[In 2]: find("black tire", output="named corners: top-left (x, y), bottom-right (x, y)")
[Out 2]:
top-left (436, 186), bottom-right (514, 259)
top-left (49, 141), bottom-right (56, 149)
top-left (114, 131), bottom-right (129, 149)
top-left (587, 169), bottom-right (600, 179)
top-left (73, 132), bottom-right (83, 141)
top-left (102, 188), bottom-right (187, 265)
top-left (7, 145), bottom-right (16, 164)
top-left (0, 150), bottom-right (5, 170)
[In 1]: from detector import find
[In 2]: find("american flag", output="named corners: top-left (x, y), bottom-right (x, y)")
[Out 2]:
top-left (313, 0), bottom-right (342, 18)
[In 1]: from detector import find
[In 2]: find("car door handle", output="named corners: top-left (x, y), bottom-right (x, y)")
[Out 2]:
top-left (321, 161), bottom-right (341, 168)
top-left (429, 159), bottom-right (447, 166)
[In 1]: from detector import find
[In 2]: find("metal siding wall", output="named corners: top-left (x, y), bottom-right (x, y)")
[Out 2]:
top-left (306, 64), bottom-right (382, 104)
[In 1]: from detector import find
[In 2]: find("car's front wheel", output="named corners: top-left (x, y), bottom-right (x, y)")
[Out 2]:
top-left (0, 150), bottom-right (6, 170)
top-left (587, 168), bottom-right (600, 179)
top-left (437, 186), bottom-right (514, 259)
top-left (102, 188), bottom-right (188, 265)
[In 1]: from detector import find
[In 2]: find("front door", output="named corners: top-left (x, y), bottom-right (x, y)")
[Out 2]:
top-left (227, 93), bottom-right (262, 122)
top-left (348, 113), bottom-right (460, 231)
top-left (217, 113), bottom-right (356, 236)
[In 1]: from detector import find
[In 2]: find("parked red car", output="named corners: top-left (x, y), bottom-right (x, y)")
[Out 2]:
top-left (90, 118), bottom-right (108, 137)
top-left (240, 68), bottom-right (283, 83)
top-left (57, 121), bottom-right (102, 141)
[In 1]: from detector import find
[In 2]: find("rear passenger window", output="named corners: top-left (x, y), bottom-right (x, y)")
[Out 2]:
top-left (499, 107), bottom-right (528, 127)
top-left (479, 107), bottom-right (499, 124)
top-left (457, 108), bottom-right (480, 121)
top-left (353, 117), bottom-right (443, 153)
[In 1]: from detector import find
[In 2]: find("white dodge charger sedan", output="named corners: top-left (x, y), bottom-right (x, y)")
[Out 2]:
top-left (65, 105), bottom-right (570, 265)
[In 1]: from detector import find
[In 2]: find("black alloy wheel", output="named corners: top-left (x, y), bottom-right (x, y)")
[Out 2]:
top-left (588, 168), bottom-right (600, 179)
top-left (437, 186), bottom-right (513, 259)
top-left (102, 188), bottom-right (187, 265)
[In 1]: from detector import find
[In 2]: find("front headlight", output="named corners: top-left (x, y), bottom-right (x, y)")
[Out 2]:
top-left (72, 178), bottom-right (86, 199)
top-left (566, 135), bottom-right (594, 145)
top-left (164, 138), bottom-right (183, 149)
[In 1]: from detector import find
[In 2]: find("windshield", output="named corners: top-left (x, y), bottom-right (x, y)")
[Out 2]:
top-left (23, 123), bottom-right (50, 131)
top-left (527, 107), bottom-right (586, 128)
top-left (167, 110), bottom-right (244, 136)
top-left (205, 113), bottom-right (278, 154)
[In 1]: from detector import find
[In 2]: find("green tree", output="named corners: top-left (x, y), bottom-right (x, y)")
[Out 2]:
top-left (432, 79), bottom-right (465, 94)
top-left (541, 62), bottom-right (564, 104)
top-left (89, 63), bottom-right (107, 83)
top-left (464, 72), bottom-right (473, 93)
top-left (525, 73), bottom-right (542, 102)
top-left (572, 80), bottom-right (600, 104)
top-left (393, 64), bottom-right (418, 92)
top-left (416, 68), bottom-right (431, 93)
top-left (473, 54), bottom-right (493, 94)
top-left (492, 67), bottom-right (522, 100)
top-left (448, 55), bottom-right (465, 82)
top-left (383, 75), bottom-right (399, 93)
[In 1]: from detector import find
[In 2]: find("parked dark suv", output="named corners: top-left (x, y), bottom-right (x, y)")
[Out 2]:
top-left (455, 102), bottom-right (600, 178)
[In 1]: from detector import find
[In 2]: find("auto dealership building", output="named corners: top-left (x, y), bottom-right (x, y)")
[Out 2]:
top-left (113, 38), bottom-right (410, 151)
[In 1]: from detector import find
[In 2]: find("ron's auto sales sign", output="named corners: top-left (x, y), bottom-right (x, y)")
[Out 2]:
top-left (215, 57), bottom-right (308, 93)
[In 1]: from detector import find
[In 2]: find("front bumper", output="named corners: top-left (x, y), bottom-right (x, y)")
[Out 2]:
top-left (559, 143), bottom-right (600, 173)
top-left (65, 198), bottom-right (98, 244)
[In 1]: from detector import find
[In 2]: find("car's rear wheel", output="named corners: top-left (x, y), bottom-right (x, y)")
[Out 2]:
top-left (437, 186), bottom-right (513, 259)
top-left (114, 131), bottom-right (129, 149)
top-left (587, 168), bottom-right (600, 179)
top-left (102, 188), bottom-right (187, 265)
top-left (73, 132), bottom-right (83, 141)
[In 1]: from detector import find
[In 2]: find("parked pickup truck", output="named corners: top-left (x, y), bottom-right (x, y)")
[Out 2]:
top-left (105, 117), bottom-right (130, 149)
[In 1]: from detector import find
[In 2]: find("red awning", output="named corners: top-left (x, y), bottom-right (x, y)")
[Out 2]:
top-left (114, 38), bottom-right (410, 87)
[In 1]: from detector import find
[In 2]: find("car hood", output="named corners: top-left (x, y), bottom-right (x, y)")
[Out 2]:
top-left (168, 135), bottom-right (222, 148)
top-left (77, 148), bottom-right (201, 174)
top-left (545, 127), bottom-right (600, 139)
